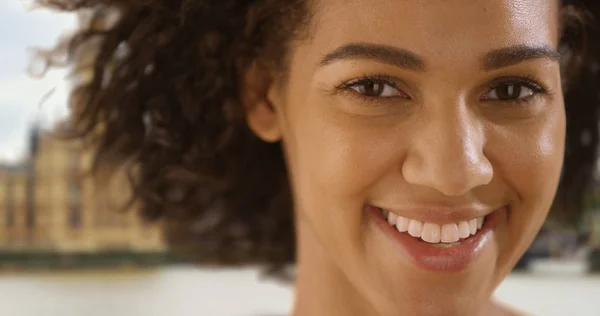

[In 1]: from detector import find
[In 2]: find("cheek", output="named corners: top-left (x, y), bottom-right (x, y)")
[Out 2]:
top-left (293, 112), bottom-right (400, 203)
top-left (487, 106), bottom-right (565, 262)
top-left (495, 115), bottom-right (565, 209)
top-left (282, 103), bottom-right (404, 245)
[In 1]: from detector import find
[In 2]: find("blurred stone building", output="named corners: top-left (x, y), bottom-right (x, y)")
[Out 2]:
top-left (0, 9), bottom-right (166, 259)
top-left (0, 126), bottom-right (165, 255)
top-left (0, 163), bottom-right (32, 249)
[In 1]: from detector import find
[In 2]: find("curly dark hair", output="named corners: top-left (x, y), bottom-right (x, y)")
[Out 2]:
top-left (36, 0), bottom-right (600, 274)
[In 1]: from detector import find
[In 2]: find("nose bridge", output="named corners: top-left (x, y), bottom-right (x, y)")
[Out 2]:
top-left (434, 106), bottom-right (479, 168)
top-left (402, 102), bottom-right (493, 196)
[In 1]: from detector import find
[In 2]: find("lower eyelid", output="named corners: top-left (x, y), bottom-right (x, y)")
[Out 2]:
top-left (483, 93), bottom-right (543, 106)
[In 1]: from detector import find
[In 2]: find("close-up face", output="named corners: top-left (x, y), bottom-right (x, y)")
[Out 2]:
top-left (253, 0), bottom-right (566, 314)
top-left (3, 0), bottom-right (598, 314)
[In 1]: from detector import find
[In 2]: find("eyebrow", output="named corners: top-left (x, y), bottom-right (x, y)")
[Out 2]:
top-left (483, 45), bottom-right (561, 70)
top-left (319, 43), bottom-right (561, 71)
top-left (319, 43), bottom-right (425, 71)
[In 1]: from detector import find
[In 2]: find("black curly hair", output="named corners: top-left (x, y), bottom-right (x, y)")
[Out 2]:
top-left (36, 0), bottom-right (600, 275)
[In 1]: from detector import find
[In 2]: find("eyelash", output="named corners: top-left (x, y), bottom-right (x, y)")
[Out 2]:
top-left (483, 75), bottom-right (548, 104)
top-left (336, 75), bottom-right (405, 100)
top-left (336, 74), bottom-right (549, 105)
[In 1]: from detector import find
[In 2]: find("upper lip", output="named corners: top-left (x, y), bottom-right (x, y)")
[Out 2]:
top-left (373, 204), bottom-right (504, 224)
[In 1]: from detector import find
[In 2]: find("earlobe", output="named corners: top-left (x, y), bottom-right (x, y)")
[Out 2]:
top-left (246, 99), bottom-right (282, 143)
top-left (241, 61), bottom-right (282, 143)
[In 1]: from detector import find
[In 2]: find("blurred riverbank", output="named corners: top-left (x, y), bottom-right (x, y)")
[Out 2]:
top-left (0, 259), bottom-right (597, 316)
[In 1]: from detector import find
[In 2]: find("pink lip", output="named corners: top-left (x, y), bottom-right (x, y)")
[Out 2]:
top-left (366, 205), bottom-right (506, 272)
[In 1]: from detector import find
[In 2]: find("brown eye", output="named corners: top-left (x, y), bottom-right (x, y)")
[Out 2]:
top-left (485, 83), bottom-right (534, 101)
top-left (356, 81), bottom-right (385, 96)
top-left (348, 79), bottom-right (405, 98)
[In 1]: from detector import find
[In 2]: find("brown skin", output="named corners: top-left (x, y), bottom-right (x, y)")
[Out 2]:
top-left (247, 0), bottom-right (564, 315)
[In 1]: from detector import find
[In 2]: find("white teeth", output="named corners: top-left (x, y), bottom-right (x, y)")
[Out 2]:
top-left (407, 220), bottom-right (423, 238)
top-left (441, 223), bottom-right (459, 243)
top-left (458, 221), bottom-right (471, 239)
top-left (395, 216), bottom-right (410, 233)
top-left (387, 212), bottom-right (397, 225)
top-left (421, 223), bottom-right (441, 243)
top-left (380, 209), bottom-right (486, 245)
top-left (468, 219), bottom-right (477, 235)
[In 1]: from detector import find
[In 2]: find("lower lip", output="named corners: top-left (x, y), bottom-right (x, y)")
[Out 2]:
top-left (366, 205), bottom-right (506, 272)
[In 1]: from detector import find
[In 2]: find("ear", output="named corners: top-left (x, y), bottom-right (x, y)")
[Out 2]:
top-left (241, 61), bottom-right (282, 143)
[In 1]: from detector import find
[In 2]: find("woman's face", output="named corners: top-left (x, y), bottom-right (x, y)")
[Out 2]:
top-left (251, 0), bottom-right (564, 314)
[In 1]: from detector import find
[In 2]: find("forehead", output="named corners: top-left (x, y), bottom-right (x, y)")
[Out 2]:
top-left (305, 0), bottom-right (560, 66)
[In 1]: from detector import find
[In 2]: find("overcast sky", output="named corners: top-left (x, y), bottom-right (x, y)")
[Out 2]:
top-left (0, 1), bottom-right (76, 163)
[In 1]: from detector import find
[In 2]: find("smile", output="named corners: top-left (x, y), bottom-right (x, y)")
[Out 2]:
top-left (367, 205), bottom-right (507, 271)
top-left (380, 208), bottom-right (485, 246)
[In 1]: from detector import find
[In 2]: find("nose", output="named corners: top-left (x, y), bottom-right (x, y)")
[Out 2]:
top-left (402, 105), bottom-right (493, 196)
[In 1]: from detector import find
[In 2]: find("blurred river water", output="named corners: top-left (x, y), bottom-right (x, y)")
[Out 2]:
top-left (0, 262), bottom-right (598, 316)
